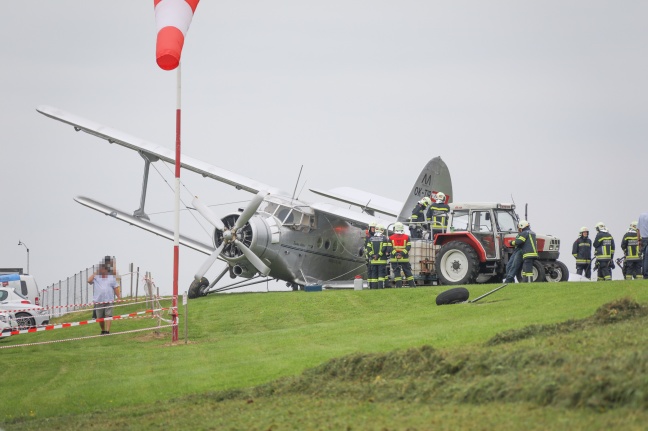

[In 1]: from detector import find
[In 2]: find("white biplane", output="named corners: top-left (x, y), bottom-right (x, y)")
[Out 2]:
top-left (37, 105), bottom-right (452, 297)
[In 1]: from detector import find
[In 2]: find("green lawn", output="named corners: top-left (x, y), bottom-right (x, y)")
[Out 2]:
top-left (2, 280), bottom-right (648, 430)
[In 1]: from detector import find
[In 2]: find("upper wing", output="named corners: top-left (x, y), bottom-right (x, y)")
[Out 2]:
top-left (309, 186), bottom-right (402, 217)
top-left (37, 105), bottom-right (284, 195)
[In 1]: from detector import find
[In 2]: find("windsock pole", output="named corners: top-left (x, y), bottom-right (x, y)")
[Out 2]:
top-left (172, 64), bottom-right (181, 342)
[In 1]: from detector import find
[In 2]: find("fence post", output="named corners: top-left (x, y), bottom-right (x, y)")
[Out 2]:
top-left (129, 262), bottom-right (134, 298)
top-left (135, 266), bottom-right (140, 300)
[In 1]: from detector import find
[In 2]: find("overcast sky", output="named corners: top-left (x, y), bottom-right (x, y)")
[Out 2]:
top-left (1, 1), bottom-right (646, 294)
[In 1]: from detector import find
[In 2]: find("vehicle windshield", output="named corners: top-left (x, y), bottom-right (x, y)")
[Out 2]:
top-left (495, 210), bottom-right (518, 233)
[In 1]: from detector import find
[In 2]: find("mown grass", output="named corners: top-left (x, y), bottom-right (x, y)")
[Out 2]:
top-left (2, 280), bottom-right (648, 430)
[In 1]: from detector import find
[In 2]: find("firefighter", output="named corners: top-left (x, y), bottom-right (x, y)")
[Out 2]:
top-left (593, 222), bottom-right (615, 281)
top-left (621, 221), bottom-right (642, 280)
top-left (364, 221), bottom-right (378, 275)
top-left (511, 220), bottom-right (538, 283)
top-left (640, 213), bottom-right (648, 279)
top-left (428, 192), bottom-right (450, 239)
top-left (389, 222), bottom-right (415, 288)
top-left (365, 224), bottom-right (390, 289)
top-left (409, 197), bottom-right (431, 239)
top-left (572, 226), bottom-right (592, 279)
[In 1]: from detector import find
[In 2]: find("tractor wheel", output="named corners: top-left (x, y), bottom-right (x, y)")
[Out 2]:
top-left (517, 260), bottom-right (546, 283)
top-left (436, 287), bottom-right (470, 305)
top-left (544, 260), bottom-right (570, 282)
top-left (435, 241), bottom-right (480, 285)
top-left (188, 277), bottom-right (209, 299)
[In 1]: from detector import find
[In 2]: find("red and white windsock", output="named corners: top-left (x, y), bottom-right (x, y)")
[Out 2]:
top-left (154, 0), bottom-right (200, 70)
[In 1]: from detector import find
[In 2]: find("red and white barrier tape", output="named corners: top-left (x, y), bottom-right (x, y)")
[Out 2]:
top-left (0, 308), bottom-right (169, 338)
top-left (0, 324), bottom-right (176, 349)
top-left (4, 297), bottom-right (168, 314)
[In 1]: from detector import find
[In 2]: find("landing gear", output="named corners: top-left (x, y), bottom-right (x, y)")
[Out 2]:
top-left (188, 277), bottom-right (209, 299)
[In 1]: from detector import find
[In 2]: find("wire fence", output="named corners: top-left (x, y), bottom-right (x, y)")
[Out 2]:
top-left (39, 263), bottom-right (159, 318)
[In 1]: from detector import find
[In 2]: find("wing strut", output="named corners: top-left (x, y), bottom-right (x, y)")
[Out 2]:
top-left (133, 152), bottom-right (159, 221)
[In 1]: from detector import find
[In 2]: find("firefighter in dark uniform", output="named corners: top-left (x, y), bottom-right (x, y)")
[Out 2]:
top-left (593, 222), bottom-right (615, 281)
top-left (511, 220), bottom-right (538, 282)
top-left (365, 224), bottom-right (390, 289)
top-left (572, 226), bottom-right (592, 279)
top-left (409, 197), bottom-right (431, 239)
top-left (621, 221), bottom-right (642, 280)
top-left (428, 191), bottom-right (450, 240)
top-left (389, 222), bottom-right (415, 288)
top-left (364, 221), bottom-right (377, 276)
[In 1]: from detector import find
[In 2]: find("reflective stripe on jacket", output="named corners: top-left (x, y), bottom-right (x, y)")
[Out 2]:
top-left (389, 233), bottom-right (411, 262)
top-left (593, 231), bottom-right (615, 260)
top-left (365, 234), bottom-right (390, 264)
top-left (428, 203), bottom-right (450, 229)
top-left (621, 230), bottom-right (641, 261)
top-left (572, 236), bottom-right (592, 264)
top-left (512, 228), bottom-right (538, 259)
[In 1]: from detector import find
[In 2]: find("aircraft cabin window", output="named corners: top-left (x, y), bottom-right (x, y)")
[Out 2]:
top-left (317, 237), bottom-right (323, 248)
top-left (0, 291), bottom-right (7, 301)
top-left (332, 241), bottom-right (338, 252)
top-left (324, 240), bottom-right (331, 250)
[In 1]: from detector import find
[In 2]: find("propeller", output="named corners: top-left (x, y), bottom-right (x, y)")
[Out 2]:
top-left (193, 192), bottom-right (271, 280)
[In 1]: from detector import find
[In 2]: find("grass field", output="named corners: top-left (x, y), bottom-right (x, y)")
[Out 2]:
top-left (2, 280), bottom-right (648, 430)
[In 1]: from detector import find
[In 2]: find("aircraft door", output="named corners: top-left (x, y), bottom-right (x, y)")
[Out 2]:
top-left (471, 210), bottom-right (497, 259)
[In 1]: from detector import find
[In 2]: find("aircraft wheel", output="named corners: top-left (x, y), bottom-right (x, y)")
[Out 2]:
top-left (188, 277), bottom-right (209, 298)
top-left (435, 241), bottom-right (480, 285)
top-left (436, 287), bottom-right (469, 305)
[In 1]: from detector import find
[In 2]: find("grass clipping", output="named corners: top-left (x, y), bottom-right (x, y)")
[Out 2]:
top-left (209, 298), bottom-right (648, 411)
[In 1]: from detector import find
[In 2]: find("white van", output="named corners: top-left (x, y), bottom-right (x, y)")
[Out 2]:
top-left (0, 274), bottom-right (41, 305)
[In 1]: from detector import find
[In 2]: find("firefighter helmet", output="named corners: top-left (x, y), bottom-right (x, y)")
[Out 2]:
top-left (420, 197), bottom-right (432, 206)
top-left (595, 222), bottom-right (606, 231)
top-left (435, 192), bottom-right (446, 202)
top-left (518, 220), bottom-right (529, 229)
top-left (376, 224), bottom-right (385, 234)
top-left (580, 226), bottom-right (589, 233)
top-left (630, 221), bottom-right (638, 229)
top-left (394, 222), bottom-right (405, 233)
top-left (369, 221), bottom-right (377, 228)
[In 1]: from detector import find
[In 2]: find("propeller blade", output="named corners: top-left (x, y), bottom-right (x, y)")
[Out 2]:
top-left (233, 239), bottom-right (271, 276)
top-left (194, 242), bottom-right (225, 281)
top-left (234, 191), bottom-right (267, 231)
top-left (192, 196), bottom-right (225, 231)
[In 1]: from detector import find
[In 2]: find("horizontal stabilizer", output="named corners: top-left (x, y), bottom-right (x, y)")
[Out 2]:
top-left (310, 187), bottom-right (402, 217)
top-left (310, 202), bottom-right (391, 227)
top-left (74, 196), bottom-right (215, 255)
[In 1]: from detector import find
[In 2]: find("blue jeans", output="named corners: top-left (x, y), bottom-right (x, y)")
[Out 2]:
top-left (505, 249), bottom-right (522, 282)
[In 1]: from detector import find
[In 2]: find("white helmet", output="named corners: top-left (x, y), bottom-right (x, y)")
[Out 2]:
top-left (394, 222), bottom-right (405, 233)
top-left (375, 224), bottom-right (385, 234)
top-left (420, 197), bottom-right (432, 206)
top-left (435, 192), bottom-right (446, 202)
top-left (518, 220), bottom-right (529, 229)
top-left (369, 221), bottom-right (378, 228)
top-left (580, 226), bottom-right (589, 234)
top-left (595, 222), bottom-right (606, 231)
top-left (630, 221), bottom-right (638, 229)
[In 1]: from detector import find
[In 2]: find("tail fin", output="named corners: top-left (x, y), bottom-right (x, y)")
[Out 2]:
top-left (397, 157), bottom-right (453, 222)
